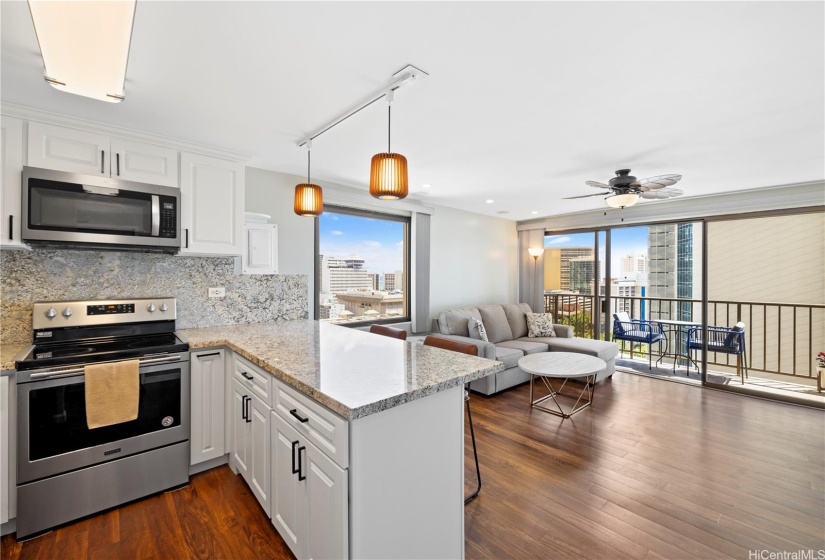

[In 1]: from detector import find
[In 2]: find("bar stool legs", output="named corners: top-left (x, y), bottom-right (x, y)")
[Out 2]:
top-left (465, 387), bottom-right (481, 504)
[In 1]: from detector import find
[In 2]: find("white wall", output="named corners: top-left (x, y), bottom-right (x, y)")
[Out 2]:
top-left (245, 167), bottom-right (316, 311)
top-left (245, 167), bottom-right (519, 326)
top-left (429, 205), bottom-right (518, 320)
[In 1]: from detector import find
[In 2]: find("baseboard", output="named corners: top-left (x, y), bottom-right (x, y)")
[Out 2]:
top-left (0, 519), bottom-right (16, 537)
top-left (189, 454), bottom-right (229, 476)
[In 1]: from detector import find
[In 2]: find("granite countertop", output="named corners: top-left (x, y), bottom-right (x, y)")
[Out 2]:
top-left (1, 342), bottom-right (28, 372)
top-left (179, 321), bottom-right (504, 420)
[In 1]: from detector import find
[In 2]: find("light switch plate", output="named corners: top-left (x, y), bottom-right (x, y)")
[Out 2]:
top-left (208, 287), bottom-right (225, 298)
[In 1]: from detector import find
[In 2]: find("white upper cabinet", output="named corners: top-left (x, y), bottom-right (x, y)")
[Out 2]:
top-left (0, 116), bottom-right (25, 249)
top-left (180, 153), bottom-right (244, 257)
top-left (27, 122), bottom-right (178, 187)
top-left (110, 138), bottom-right (178, 187)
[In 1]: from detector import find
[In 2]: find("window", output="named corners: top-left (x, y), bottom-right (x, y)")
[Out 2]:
top-left (316, 205), bottom-right (410, 326)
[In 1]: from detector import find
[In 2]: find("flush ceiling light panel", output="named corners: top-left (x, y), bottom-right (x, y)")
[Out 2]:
top-left (28, 0), bottom-right (136, 103)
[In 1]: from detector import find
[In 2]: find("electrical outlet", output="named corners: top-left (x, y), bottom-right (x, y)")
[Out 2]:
top-left (208, 287), bottom-right (225, 298)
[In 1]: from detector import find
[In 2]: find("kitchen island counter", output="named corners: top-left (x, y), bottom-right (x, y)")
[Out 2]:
top-left (179, 320), bottom-right (502, 420)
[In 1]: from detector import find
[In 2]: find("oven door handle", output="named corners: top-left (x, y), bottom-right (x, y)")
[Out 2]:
top-left (28, 355), bottom-right (182, 380)
top-left (151, 194), bottom-right (160, 236)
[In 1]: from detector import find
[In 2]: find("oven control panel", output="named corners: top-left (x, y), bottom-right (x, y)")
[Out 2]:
top-left (33, 298), bottom-right (177, 329)
top-left (88, 303), bottom-right (135, 315)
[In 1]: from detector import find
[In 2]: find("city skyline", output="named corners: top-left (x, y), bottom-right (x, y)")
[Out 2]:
top-left (319, 211), bottom-right (404, 276)
top-left (545, 227), bottom-right (661, 280)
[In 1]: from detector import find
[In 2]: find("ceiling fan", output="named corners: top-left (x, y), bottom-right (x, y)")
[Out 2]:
top-left (565, 169), bottom-right (683, 208)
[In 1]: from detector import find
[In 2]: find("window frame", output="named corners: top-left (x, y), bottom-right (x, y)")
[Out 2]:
top-left (314, 204), bottom-right (412, 327)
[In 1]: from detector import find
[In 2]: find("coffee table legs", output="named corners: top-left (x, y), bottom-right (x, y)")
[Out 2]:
top-left (529, 374), bottom-right (594, 418)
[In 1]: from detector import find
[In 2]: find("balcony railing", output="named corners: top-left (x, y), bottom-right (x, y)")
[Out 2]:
top-left (543, 293), bottom-right (825, 380)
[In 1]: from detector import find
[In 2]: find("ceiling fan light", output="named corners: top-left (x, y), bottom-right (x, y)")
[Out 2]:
top-left (606, 193), bottom-right (640, 209)
top-left (294, 183), bottom-right (323, 217)
top-left (28, 0), bottom-right (136, 103)
top-left (369, 153), bottom-right (408, 200)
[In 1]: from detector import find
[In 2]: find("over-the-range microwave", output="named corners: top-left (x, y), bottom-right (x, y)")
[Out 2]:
top-left (22, 166), bottom-right (181, 253)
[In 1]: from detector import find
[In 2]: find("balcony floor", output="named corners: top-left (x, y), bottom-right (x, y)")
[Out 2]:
top-left (616, 355), bottom-right (824, 406)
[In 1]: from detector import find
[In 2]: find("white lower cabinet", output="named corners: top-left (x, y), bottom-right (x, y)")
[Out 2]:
top-left (1, 375), bottom-right (10, 525)
top-left (271, 412), bottom-right (348, 560)
top-left (230, 376), bottom-right (271, 516)
top-left (190, 349), bottom-right (225, 466)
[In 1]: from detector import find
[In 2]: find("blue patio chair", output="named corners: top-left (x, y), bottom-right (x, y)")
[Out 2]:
top-left (612, 312), bottom-right (665, 370)
top-left (686, 323), bottom-right (748, 384)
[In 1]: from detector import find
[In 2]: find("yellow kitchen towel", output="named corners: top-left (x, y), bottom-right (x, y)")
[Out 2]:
top-left (85, 360), bottom-right (140, 429)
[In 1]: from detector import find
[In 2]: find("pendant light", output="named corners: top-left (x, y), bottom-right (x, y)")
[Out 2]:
top-left (294, 141), bottom-right (323, 217)
top-left (369, 90), bottom-right (409, 200)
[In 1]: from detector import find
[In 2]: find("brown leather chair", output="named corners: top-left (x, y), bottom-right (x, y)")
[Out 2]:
top-left (422, 335), bottom-right (481, 504)
top-left (369, 324), bottom-right (407, 341)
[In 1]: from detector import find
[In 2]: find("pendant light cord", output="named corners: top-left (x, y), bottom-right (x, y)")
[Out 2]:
top-left (388, 104), bottom-right (392, 153)
top-left (307, 149), bottom-right (311, 183)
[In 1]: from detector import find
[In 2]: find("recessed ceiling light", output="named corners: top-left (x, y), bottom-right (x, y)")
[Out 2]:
top-left (422, 183), bottom-right (431, 188)
top-left (485, 199), bottom-right (494, 204)
top-left (531, 211), bottom-right (538, 215)
top-left (496, 211), bottom-right (510, 215)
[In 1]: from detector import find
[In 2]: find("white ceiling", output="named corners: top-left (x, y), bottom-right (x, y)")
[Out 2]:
top-left (2, 1), bottom-right (823, 221)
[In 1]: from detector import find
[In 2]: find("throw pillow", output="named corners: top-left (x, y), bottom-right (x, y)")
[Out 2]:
top-left (467, 318), bottom-right (489, 342)
top-left (526, 313), bottom-right (556, 338)
top-left (723, 321), bottom-right (745, 349)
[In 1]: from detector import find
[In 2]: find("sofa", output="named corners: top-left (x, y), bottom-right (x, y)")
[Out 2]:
top-left (431, 303), bottom-right (620, 396)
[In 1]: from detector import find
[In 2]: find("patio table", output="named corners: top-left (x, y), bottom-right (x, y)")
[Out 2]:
top-left (653, 319), bottom-right (701, 375)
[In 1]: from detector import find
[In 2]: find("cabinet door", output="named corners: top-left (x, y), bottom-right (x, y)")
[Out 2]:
top-left (271, 412), bottom-right (302, 558)
top-left (110, 138), bottom-right (179, 187)
top-left (180, 153), bottom-right (244, 256)
top-left (248, 393), bottom-right (271, 516)
top-left (190, 350), bottom-right (225, 466)
top-left (1, 376), bottom-right (9, 524)
top-left (231, 379), bottom-right (250, 478)
top-left (0, 116), bottom-right (25, 249)
top-left (303, 441), bottom-right (348, 560)
top-left (27, 122), bottom-right (109, 175)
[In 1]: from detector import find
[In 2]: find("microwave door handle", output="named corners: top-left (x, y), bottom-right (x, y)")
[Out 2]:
top-left (151, 195), bottom-right (160, 236)
top-left (82, 185), bottom-right (120, 196)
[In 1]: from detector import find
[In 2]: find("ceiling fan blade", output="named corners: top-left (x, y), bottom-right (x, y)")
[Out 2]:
top-left (563, 192), bottom-right (609, 200)
top-left (640, 188), bottom-right (684, 200)
top-left (638, 174), bottom-right (682, 189)
top-left (585, 181), bottom-right (611, 189)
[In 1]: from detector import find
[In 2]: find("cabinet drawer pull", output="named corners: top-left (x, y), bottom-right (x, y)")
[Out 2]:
top-left (116, 152), bottom-right (120, 176)
top-left (196, 352), bottom-right (220, 358)
top-left (289, 409), bottom-right (309, 423)
top-left (185, 228), bottom-right (189, 249)
top-left (240, 371), bottom-right (254, 381)
top-left (245, 396), bottom-right (251, 423)
top-left (101, 150), bottom-right (105, 174)
top-left (291, 440), bottom-right (300, 474)
top-left (297, 445), bottom-right (306, 481)
top-left (241, 396), bottom-right (248, 421)
top-left (8, 215), bottom-right (12, 241)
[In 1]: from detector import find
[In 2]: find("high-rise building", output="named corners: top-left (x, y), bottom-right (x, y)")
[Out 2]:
top-left (384, 270), bottom-right (404, 292)
top-left (621, 252), bottom-right (648, 280)
top-left (647, 224), bottom-right (702, 321)
top-left (568, 257), bottom-right (595, 294)
top-left (368, 273), bottom-right (380, 291)
top-left (543, 247), bottom-right (594, 291)
top-left (319, 255), bottom-right (373, 294)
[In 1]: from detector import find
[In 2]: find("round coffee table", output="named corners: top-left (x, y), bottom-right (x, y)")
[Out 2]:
top-left (518, 352), bottom-right (606, 418)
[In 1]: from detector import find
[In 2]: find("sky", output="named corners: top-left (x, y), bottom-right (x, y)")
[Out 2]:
top-left (545, 227), bottom-right (649, 279)
top-left (319, 211), bottom-right (405, 275)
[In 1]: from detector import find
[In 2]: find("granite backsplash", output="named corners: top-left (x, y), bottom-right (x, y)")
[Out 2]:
top-left (0, 249), bottom-right (308, 345)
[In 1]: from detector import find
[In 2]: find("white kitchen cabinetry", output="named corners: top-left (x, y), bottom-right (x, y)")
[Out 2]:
top-left (180, 153), bottom-right (244, 257)
top-left (26, 122), bottom-right (178, 187)
top-left (240, 222), bottom-right (278, 275)
top-left (0, 116), bottom-right (25, 250)
top-left (1, 375), bottom-right (10, 525)
top-left (230, 356), bottom-right (272, 516)
top-left (271, 412), bottom-right (347, 560)
top-left (190, 349), bottom-right (226, 466)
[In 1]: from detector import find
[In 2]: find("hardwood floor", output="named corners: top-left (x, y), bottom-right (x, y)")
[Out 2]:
top-left (3, 372), bottom-right (824, 559)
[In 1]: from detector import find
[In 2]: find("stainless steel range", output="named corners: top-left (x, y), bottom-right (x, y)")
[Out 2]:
top-left (14, 298), bottom-right (190, 539)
